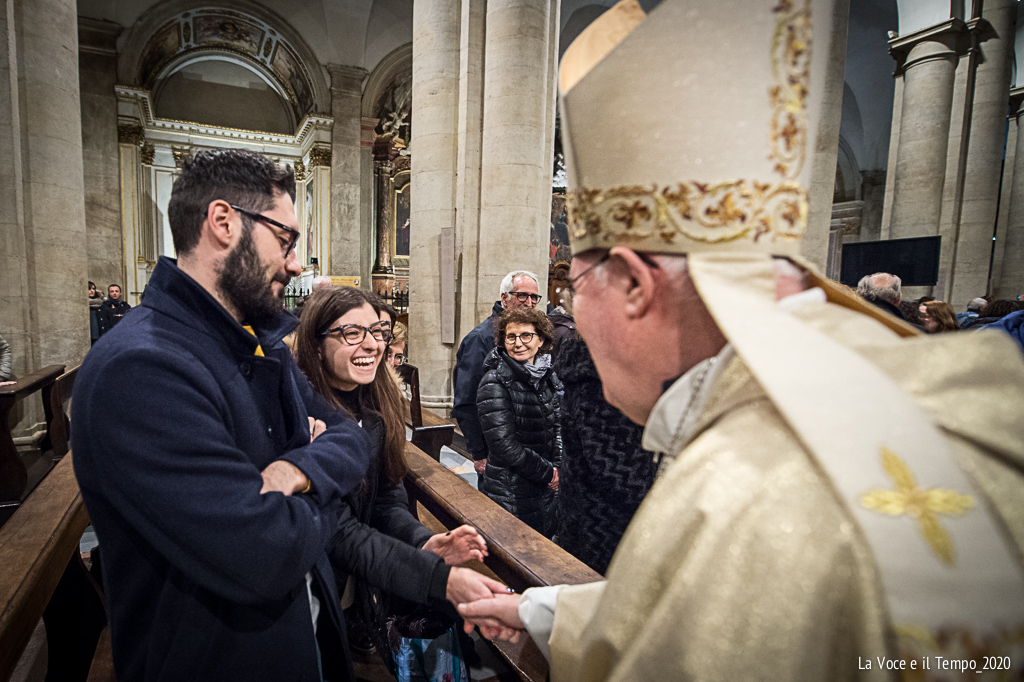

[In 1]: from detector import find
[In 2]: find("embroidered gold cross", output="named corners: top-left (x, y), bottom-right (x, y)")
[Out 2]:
top-left (860, 448), bottom-right (975, 566)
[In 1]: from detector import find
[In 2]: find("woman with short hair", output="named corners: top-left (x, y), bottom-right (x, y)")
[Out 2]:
top-left (476, 307), bottom-right (562, 536)
top-left (919, 300), bottom-right (960, 333)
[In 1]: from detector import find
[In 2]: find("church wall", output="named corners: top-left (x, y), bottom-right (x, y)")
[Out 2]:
top-left (78, 18), bottom-right (124, 296)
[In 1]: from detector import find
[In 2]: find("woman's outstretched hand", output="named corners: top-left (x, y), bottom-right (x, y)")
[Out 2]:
top-left (423, 525), bottom-right (488, 565)
top-left (445, 567), bottom-right (507, 609)
top-left (458, 593), bottom-right (525, 642)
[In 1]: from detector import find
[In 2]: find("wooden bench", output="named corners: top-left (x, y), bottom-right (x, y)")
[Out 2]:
top-left (41, 365), bottom-right (79, 460)
top-left (403, 438), bottom-right (602, 681)
top-left (396, 363), bottom-right (456, 461)
top-left (0, 454), bottom-right (106, 682)
top-left (0, 364), bottom-right (66, 525)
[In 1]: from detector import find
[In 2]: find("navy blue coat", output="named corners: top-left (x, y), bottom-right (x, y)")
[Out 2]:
top-left (451, 301), bottom-right (503, 460)
top-left (72, 257), bottom-right (370, 682)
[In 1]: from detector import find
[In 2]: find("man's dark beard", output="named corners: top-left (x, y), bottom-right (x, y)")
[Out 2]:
top-left (217, 224), bottom-right (288, 324)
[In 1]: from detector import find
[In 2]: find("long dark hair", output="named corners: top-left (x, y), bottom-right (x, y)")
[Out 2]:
top-left (296, 287), bottom-right (408, 484)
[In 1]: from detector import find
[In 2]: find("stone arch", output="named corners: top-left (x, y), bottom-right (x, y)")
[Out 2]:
top-left (362, 43), bottom-right (412, 121)
top-left (118, 0), bottom-right (330, 120)
top-left (835, 135), bottom-right (861, 202)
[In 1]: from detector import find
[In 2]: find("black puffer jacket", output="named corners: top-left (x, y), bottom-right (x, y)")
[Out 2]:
top-left (554, 338), bottom-right (656, 574)
top-left (477, 348), bottom-right (562, 536)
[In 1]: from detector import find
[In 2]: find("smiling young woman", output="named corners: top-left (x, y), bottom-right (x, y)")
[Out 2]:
top-left (294, 286), bottom-right (498, 666)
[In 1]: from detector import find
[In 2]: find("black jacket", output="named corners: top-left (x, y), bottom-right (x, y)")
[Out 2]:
top-left (452, 301), bottom-right (503, 460)
top-left (97, 297), bottom-right (132, 335)
top-left (548, 311), bottom-right (576, 363)
top-left (72, 257), bottom-right (370, 682)
top-left (477, 348), bottom-right (562, 535)
top-left (554, 338), bottom-right (656, 574)
top-left (327, 391), bottom-right (449, 608)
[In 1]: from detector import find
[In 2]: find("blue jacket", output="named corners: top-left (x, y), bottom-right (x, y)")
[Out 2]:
top-left (452, 301), bottom-right (503, 460)
top-left (72, 257), bottom-right (370, 682)
top-left (982, 310), bottom-right (1024, 357)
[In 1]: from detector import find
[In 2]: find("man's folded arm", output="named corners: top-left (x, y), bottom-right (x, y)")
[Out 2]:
top-left (75, 349), bottom-right (370, 606)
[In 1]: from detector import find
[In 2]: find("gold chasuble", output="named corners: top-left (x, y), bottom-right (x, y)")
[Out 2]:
top-left (544, 0), bottom-right (1024, 679)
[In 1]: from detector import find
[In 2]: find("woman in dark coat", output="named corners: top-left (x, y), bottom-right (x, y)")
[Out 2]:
top-left (477, 307), bottom-right (562, 536)
top-left (554, 337), bottom-right (656, 574)
top-left (295, 287), bottom-right (502, 659)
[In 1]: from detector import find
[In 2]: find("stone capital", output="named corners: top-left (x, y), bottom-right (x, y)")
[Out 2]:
top-left (327, 65), bottom-right (368, 95)
top-left (78, 16), bottom-right (122, 56)
top-left (889, 18), bottom-right (966, 74)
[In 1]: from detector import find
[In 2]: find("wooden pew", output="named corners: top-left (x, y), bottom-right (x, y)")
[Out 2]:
top-left (0, 454), bottom-right (99, 681)
top-left (396, 363), bottom-right (456, 461)
top-left (41, 365), bottom-right (79, 460)
top-left (403, 438), bottom-right (602, 681)
top-left (0, 365), bottom-right (65, 524)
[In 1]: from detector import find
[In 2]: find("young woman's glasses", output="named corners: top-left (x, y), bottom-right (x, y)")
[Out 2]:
top-left (321, 323), bottom-right (387, 345)
top-left (230, 204), bottom-right (300, 256)
top-left (504, 332), bottom-right (536, 345)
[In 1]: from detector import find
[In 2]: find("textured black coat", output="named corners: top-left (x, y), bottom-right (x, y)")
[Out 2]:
top-left (553, 338), bottom-right (656, 574)
top-left (477, 348), bottom-right (561, 535)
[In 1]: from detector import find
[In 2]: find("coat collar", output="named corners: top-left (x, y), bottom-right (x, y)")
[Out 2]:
top-left (142, 256), bottom-right (298, 354)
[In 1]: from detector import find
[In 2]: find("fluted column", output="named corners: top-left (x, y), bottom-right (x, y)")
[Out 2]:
top-left (998, 91), bottom-right (1024, 296)
top-left (328, 64), bottom-right (367, 280)
top-left (410, 0), bottom-right (461, 409)
top-left (946, 0), bottom-right (1015, 306)
top-left (476, 0), bottom-right (558, 320)
top-left (887, 26), bottom-right (961, 240)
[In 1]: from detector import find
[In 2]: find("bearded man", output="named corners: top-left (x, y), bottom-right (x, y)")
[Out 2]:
top-left (72, 150), bottom-right (371, 681)
top-left (457, 0), bottom-right (1024, 680)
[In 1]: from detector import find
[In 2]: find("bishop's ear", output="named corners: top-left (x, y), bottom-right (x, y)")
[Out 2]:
top-left (609, 246), bottom-right (658, 319)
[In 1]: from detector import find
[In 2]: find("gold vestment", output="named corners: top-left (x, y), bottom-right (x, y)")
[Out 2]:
top-left (548, 301), bottom-right (1024, 682)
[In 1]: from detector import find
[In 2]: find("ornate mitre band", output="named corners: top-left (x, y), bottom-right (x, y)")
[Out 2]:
top-left (560, 0), bottom-right (821, 257)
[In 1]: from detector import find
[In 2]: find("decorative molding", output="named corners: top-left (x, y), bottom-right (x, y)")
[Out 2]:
top-left (294, 161), bottom-right (307, 181)
top-left (140, 144), bottom-right (156, 165)
top-left (308, 145), bottom-right (332, 168)
top-left (118, 124), bottom-right (145, 146)
top-left (172, 147), bottom-right (192, 169)
top-left (888, 18), bottom-right (970, 74)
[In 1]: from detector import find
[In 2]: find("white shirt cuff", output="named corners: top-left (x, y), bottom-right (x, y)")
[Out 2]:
top-left (518, 585), bottom-right (563, 661)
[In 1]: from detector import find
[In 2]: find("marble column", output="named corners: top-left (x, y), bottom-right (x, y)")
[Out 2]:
top-left (0, 0), bottom-right (30, 381)
top-left (801, 0), bottom-right (850, 271)
top-left (946, 0), bottom-right (1015, 306)
top-left (998, 90), bottom-right (1024, 297)
top-left (887, 25), bottom-right (961, 240)
top-left (410, 0), bottom-right (461, 409)
top-left (328, 65), bottom-right (367, 280)
top-left (78, 18), bottom-right (123, 292)
top-left (13, 0), bottom-right (89, 368)
top-left (373, 146), bottom-right (394, 274)
top-left (477, 0), bottom-right (557, 320)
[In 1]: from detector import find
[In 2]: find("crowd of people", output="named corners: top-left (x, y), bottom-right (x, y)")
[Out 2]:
top-left (856, 271), bottom-right (1024, 350)
top-left (88, 281), bottom-right (132, 345)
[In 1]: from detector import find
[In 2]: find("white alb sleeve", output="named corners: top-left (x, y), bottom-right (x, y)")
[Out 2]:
top-left (518, 585), bottom-right (564, 661)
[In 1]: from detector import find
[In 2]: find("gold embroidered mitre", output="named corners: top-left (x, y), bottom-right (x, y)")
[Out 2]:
top-left (560, 0), bottom-right (826, 257)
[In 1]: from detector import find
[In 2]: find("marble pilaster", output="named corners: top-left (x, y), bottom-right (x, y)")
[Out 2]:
top-left (78, 17), bottom-right (123, 293)
top-left (410, 0), bottom-right (461, 409)
top-left (328, 64), bottom-right (367, 280)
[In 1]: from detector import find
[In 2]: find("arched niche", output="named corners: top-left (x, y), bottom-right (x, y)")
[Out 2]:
top-left (118, 2), bottom-right (330, 128)
top-left (153, 56), bottom-right (295, 133)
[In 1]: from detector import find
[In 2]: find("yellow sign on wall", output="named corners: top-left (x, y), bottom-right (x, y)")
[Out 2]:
top-left (330, 276), bottom-right (361, 288)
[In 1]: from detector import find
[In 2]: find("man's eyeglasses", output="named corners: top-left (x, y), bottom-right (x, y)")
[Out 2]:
top-left (321, 323), bottom-right (387, 345)
top-left (507, 291), bottom-right (542, 304)
top-left (389, 352), bottom-right (406, 365)
top-left (504, 332), bottom-right (536, 345)
top-left (230, 205), bottom-right (300, 256)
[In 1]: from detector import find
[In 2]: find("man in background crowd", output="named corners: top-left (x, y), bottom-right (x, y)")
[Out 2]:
top-left (97, 284), bottom-right (132, 336)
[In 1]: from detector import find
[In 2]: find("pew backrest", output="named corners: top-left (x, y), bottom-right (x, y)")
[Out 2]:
top-left (0, 365), bottom-right (65, 507)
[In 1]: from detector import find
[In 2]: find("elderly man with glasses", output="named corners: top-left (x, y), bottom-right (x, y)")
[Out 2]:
top-left (452, 270), bottom-right (542, 484)
top-left (72, 149), bottom-right (370, 682)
